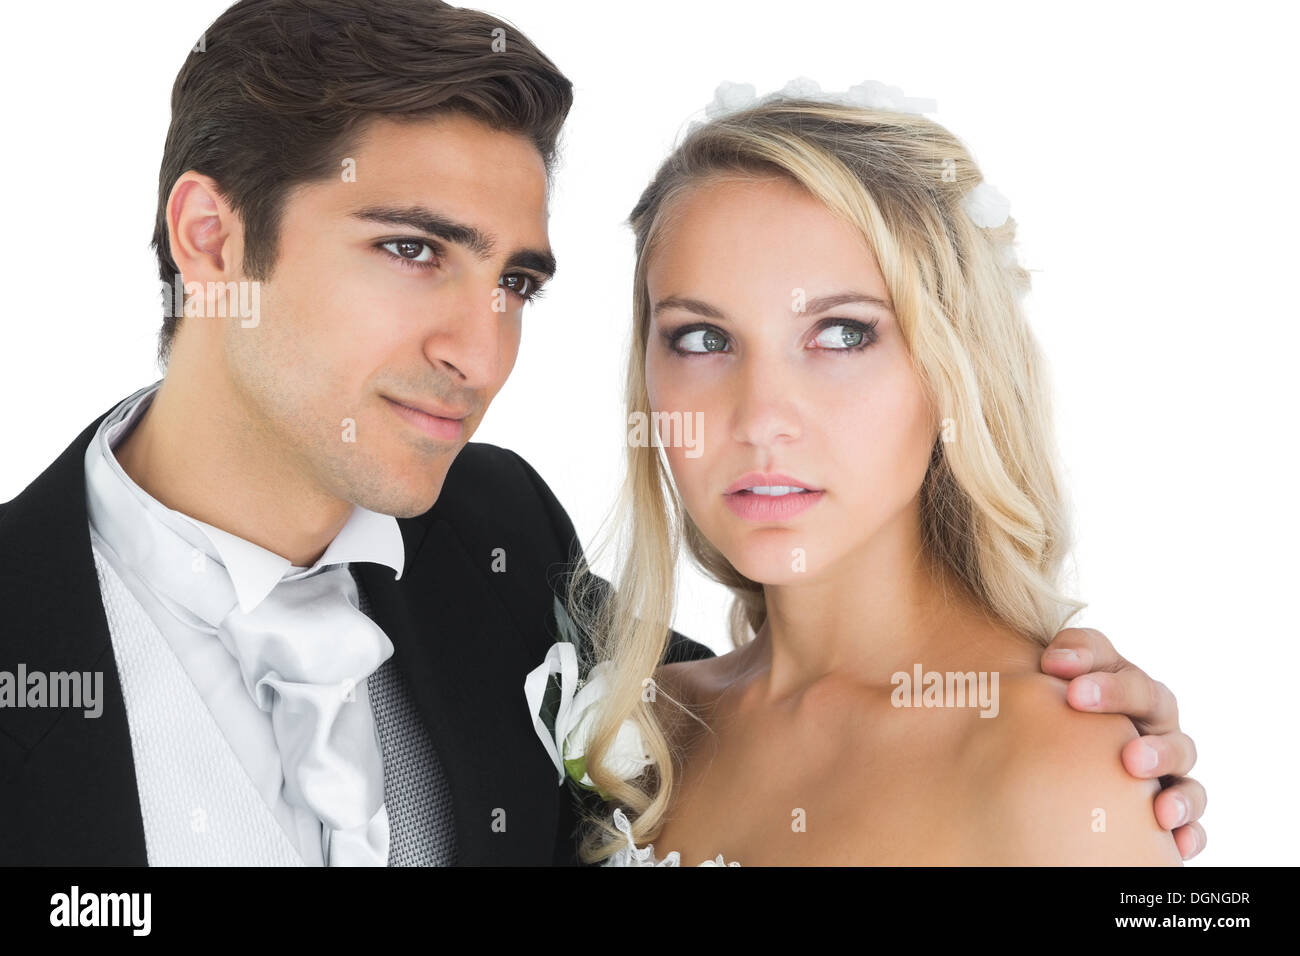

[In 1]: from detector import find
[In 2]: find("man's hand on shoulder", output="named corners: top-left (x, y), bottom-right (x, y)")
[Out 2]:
top-left (1039, 626), bottom-right (1206, 860)
top-left (986, 674), bottom-right (1184, 866)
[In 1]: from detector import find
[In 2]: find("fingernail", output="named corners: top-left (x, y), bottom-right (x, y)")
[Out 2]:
top-left (1137, 742), bottom-right (1159, 773)
top-left (1172, 793), bottom-right (1190, 827)
top-left (1076, 678), bottom-right (1100, 707)
top-left (1045, 649), bottom-right (1079, 665)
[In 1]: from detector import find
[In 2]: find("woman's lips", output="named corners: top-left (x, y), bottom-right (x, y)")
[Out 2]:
top-left (384, 396), bottom-right (464, 442)
top-left (723, 471), bottom-right (819, 495)
top-left (724, 487), bottom-right (825, 522)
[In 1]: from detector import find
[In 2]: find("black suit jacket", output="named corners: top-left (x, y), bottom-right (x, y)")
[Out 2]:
top-left (0, 397), bottom-right (713, 865)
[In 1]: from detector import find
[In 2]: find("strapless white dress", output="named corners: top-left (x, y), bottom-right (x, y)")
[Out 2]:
top-left (603, 807), bottom-right (741, 867)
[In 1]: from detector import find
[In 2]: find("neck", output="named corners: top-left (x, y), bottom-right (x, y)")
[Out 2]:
top-left (747, 500), bottom-right (984, 700)
top-left (114, 336), bottom-right (352, 568)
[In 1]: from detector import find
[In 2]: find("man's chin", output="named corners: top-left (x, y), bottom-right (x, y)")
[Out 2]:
top-left (333, 454), bottom-right (450, 519)
top-left (365, 470), bottom-right (451, 518)
top-left (331, 431), bottom-right (468, 518)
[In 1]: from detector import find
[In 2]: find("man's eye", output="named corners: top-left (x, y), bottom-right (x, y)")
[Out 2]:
top-left (380, 239), bottom-right (439, 268)
top-left (499, 273), bottom-right (545, 303)
top-left (674, 327), bottom-right (729, 354)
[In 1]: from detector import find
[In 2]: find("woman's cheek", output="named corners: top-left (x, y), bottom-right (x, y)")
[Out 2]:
top-left (665, 442), bottom-right (709, 515)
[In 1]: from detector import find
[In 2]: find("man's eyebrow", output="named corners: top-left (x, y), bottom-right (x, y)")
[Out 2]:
top-left (652, 291), bottom-right (893, 319)
top-left (351, 204), bottom-right (493, 255)
top-left (504, 249), bottom-right (557, 283)
top-left (350, 203), bottom-right (556, 281)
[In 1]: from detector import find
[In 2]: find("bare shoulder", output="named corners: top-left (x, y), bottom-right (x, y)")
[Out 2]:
top-left (649, 645), bottom-right (752, 746)
top-left (964, 672), bottom-right (1182, 865)
top-left (653, 641), bottom-right (752, 706)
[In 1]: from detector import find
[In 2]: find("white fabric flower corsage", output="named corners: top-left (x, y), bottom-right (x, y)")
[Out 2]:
top-left (524, 599), bottom-right (653, 799)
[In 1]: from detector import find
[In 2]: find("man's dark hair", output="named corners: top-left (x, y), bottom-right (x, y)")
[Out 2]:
top-left (151, 0), bottom-right (573, 366)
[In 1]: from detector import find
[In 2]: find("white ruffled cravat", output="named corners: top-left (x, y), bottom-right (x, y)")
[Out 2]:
top-left (214, 566), bottom-right (393, 866)
top-left (82, 382), bottom-right (405, 865)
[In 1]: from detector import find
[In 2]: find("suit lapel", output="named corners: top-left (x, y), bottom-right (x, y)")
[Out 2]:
top-left (1, 399), bottom-right (563, 866)
top-left (354, 519), bottom-right (560, 865)
top-left (0, 407), bottom-right (148, 865)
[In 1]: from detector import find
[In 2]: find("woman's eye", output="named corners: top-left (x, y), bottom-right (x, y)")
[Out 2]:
top-left (380, 239), bottom-right (438, 266)
top-left (675, 328), bottom-right (729, 354)
top-left (809, 321), bottom-right (878, 351)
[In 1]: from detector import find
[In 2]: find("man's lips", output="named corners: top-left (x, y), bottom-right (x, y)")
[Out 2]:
top-left (385, 394), bottom-right (471, 420)
top-left (383, 395), bottom-right (467, 442)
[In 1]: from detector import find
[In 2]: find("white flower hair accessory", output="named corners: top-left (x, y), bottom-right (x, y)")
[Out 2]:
top-left (689, 76), bottom-right (1011, 230)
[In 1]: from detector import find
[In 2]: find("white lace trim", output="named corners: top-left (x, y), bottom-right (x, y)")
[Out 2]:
top-left (604, 807), bottom-right (741, 867)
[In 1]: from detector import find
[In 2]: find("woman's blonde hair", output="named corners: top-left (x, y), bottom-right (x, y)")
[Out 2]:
top-left (565, 96), bottom-right (1085, 862)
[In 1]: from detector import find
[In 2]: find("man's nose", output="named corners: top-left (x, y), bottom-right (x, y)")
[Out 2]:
top-left (422, 273), bottom-right (508, 388)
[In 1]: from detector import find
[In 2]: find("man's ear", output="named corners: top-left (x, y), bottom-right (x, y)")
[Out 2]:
top-left (166, 172), bottom-right (245, 289)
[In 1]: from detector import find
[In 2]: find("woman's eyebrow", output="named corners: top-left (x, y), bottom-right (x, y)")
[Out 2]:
top-left (800, 292), bottom-right (894, 314)
top-left (652, 295), bottom-right (727, 320)
top-left (652, 291), bottom-right (893, 320)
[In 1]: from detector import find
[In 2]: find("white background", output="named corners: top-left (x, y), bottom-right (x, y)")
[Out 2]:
top-left (1, 0), bottom-right (1295, 866)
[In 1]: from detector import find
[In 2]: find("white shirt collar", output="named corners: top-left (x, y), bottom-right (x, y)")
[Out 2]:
top-left (85, 380), bottom-right (405, 615)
